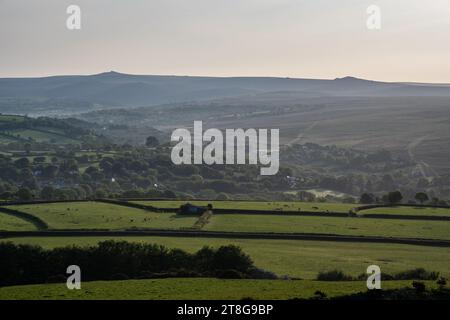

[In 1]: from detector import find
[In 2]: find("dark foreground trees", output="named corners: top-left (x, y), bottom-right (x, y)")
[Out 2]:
top-left (0, 241), bottom-right (268, 287)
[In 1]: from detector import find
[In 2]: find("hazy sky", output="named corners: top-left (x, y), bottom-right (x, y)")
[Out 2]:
top-left (1, 0), bottom-right (450, 82)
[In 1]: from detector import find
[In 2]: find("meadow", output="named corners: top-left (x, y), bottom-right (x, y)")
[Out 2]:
top-left (132, 200), bottom-right (355, 213)
top-left (359, 206), bottom-right (450, 217)
top-left (3, 202), bottom-right (195, 230)
top-left (4, 236), bottom-right (450, 279)
top-left (0, 213), bottom-right (36, 231)
top-left (205, 214), bottom-right (450, 240)
top-left (0, 278), bottom-right (438, 300)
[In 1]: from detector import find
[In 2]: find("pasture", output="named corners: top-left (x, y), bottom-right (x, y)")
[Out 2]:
top-left (132, 200), bottom-right (355, 213)
top-left (4, 236), bottom-right (450, 279)
top-left (0, 213), bottom-right (36, 231)
top-left (0, 278), bottom-right (439, 300)
top-left (3, 202), bottom-right (195, 230)
top-left (204, 214), bottom-right (450, 240)
top-left (359, 206), bottom-right (450, 217)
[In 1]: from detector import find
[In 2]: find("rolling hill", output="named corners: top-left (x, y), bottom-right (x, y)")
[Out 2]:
top-left (2, 72), bottom-right (450, 116)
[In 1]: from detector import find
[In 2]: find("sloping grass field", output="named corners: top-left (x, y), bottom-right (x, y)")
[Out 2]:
top-left (2, 200), bottom-right (450, 300)
top-left (359, 206), bottom-right (450, 217)
top-left (132, 200), bottom-right (355, 213)
top-left (0, 213), bottom-right (36, 231)
top-left (205, 214), bottom-right (450, 240)
top-left (0, 278), bottom-right (438, 300)
top-left (3, 202), bottom-right (195, 230)
top-left (4, 236), bottom-right (450, 279)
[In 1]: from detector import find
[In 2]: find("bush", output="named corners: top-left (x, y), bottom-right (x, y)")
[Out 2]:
top-left (412, 281), bottom-right (426, 293)
top-left (212, 245), bottom-right (253, 273)
top-left (111, 273), bottom-right (130, 280)
top-left (394, 268), bottom-right (439, 280)
top-left (317, 270), bottom-right (353, 281)
top-left (0, 241), bottom-right (261, 286)
top-left (215, 269), bottom-right (246, 279)
top-left (313, 290), bottom-right (327, 299)
top-left (247, 267), bottom-right (278, 280)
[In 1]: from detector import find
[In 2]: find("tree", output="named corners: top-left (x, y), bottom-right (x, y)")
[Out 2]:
top-left (40, 186), bottom-right (55, 200)
top-left (14, 157), bottom-right (30, 169)
top-left (415, 192), bottom-right (429, 204)
top-left (145, 136), bottom-right (159, 147)
top-left (17, 187), bottom-right (33, 201)
top-left (360, 193), bottom-right (375, 204)
top-left (387, 191), bottom-right (403, 204)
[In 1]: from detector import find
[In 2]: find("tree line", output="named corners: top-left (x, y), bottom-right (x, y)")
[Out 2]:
top-left (0, 241), bottom-right (277, 287)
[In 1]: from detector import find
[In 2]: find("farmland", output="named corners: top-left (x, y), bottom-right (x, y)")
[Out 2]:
top-left (0, 214), bottom-right (36, 231)
top-left (0, 278), bottom-right (439, 300)
top-left (132, 200), bottom-right (356, 213)
top-left (1, 200), bottom-right (450, 299)
top-left (3, 236), bottom-right (450, 279)
top-left (359, 206), bottom-right (450, 217)
top-left (2, 202), bottom-right (194, 230)
top-left (204, 214), bottom-right (450, 240)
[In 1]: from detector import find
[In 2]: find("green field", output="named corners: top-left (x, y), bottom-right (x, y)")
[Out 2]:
top-left (204, 214), bottom-right (450, 240)
top-left (3, 202), bottom-right (196, 230)
top-left (360, 206), bottom-right (450, 217)
top-left (10, 129), bottom-right (78, 144)
top-left (132, 200), bottom-right (355, 213)
top-left (0, 213), bottom-right (36, 231)
top-left (0, 115), bottom-right (25, 122)
top-left (4, 236), bottom-right (450, 279)
top-left (0, 278), bottom-right (438, 300)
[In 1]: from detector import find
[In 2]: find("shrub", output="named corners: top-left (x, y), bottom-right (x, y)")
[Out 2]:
top-left (111, 273), bottom-right (130, 280)
top-left (313, 290), bottom-right (327, 299)
top-left (394, 268), bottom-right (439, 280)
top-left (437, 277), bottom-right (447, 290)
top-left (412, 281), bottom-right (426, 293)
top-left (215, 269), bottom-right (246, 279)
top-left (212, 245), bottom-right (253, 273)
top-left (247, 267), bottom-right (278, 280)
top-left (317, 270), bottom-right (353, 281)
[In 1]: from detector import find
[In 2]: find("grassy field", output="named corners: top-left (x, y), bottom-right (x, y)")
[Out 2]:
top-left (0, 114), bottom-right (25, 122)
top-left (132, 200), bottom-right (355, 213)
top-left (359, 206), bottom-right (450, 217)
top-left (0, 213), bottom-right (36, 231)
top-left (0, 278), bottom-right (439, 300)
top-left (204, 214), bottom-right (450, 240)
top-left (4, 236), bottom-right (450, 279)
top-left (3, 202), bottom-right (196, 230)
top-left (10, 129), bottom-right (78, 144)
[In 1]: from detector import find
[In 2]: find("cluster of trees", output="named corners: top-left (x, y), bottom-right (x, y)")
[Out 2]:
top-left (359, 191), bottom-right (447, 206)
top-left (1, 116), bottom-right (450, 202)
top-left (0, 241), bottom-right (276, 287)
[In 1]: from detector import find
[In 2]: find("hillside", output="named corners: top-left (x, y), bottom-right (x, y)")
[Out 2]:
top-left (2, 72), bottom-right (450, 115)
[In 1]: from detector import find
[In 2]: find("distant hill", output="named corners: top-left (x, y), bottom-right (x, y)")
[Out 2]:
top-left (2, 72), bottom-right (450, 115)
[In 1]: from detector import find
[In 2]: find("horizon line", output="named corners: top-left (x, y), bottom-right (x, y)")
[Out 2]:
top-left (1, 71), bottom-right (450, 85)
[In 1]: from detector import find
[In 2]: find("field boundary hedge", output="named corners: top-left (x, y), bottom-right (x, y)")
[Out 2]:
top-left (3, 199), bottom-right (450, 222)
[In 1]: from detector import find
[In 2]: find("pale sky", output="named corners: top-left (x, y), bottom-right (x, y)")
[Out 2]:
top-left (1, 0), bottom-right (450, 82)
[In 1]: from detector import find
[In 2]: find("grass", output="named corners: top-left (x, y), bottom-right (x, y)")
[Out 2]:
top-left (132, 200), bottom-right (355, 213)
top-left (360, 206), bottom-right (450, 217)
top-left (3, 236), bottom-right (450, 279)
top-left (10, 129), bottom-right (78, 144)
top-left (3, 202), bottom-right (197, 230)
top-left (204, 214), bottom-right (450, 240)
top-left (0, 115), bottom-right (25, 122)
top-left (0, 213), bottom-right (36, 231)
top-left (0, 278), bottom-right (439, 300)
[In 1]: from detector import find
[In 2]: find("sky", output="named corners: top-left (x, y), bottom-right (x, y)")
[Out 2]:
top-left (1, 0), bottom-right (450, 82)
